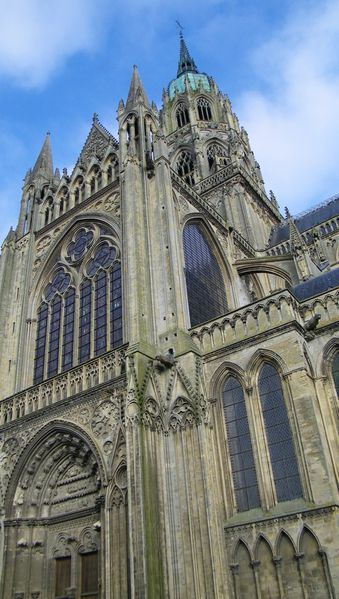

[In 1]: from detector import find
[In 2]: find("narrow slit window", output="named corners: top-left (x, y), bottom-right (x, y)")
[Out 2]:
top-left (79, 279), bottom-right (92, 363)
top-left (34, 302), bottom-right (48, 384)
top-left (62, 288), bottom-right (75, 371)
top-left (259, 364), bottom-right (303, 502)
top-left (94, 270), bottom-right (107, 355)
top-left (47, 295), bottom-right (62, 378)
top-left (110, 263), bottom-right (123, 348)
top-left (223, 377), bottom-right (260, 511)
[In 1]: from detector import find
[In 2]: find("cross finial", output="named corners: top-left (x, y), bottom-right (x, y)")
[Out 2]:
top-left (175, 20), bottom-right (184, 35)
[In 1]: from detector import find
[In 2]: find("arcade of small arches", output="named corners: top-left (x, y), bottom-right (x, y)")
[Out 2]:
top-left (22, 151), bottom-right (120, 234)
top-left (230, 528), bottom-right (334, 599)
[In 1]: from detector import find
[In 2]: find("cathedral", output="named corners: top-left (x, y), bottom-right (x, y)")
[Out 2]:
top-left (0, 34), bottom-right (338, 599)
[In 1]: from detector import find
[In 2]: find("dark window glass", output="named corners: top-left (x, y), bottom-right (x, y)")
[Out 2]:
top-left (79, 279), bottom-right (92, 363)
top-left (197, 97), bottom-right (212, 121)
top-left (110, 264), bottom-right (123, 348)
top-left (94, 270), bottom-right (107, 355)
top-left (47, 296), bottom-right (61, 377)
top-left (67, 228), bottom-right (94, 262)
top-left (223, 377), bottom-right (260, 511)
top-left (34, 302), bottom-right (48, 384)
top-left (55, 556), bottom-right (71, 599)
top-left (332, 352), bottom-right (339, 396)
top-left (81, 551), bottom-right (98, 599)
top-left (259, 364), bottom-right (302, 502)
top-left (62, 288), bottom-right (75, 371)
top-left (183, 222), bottom-right (228, 326)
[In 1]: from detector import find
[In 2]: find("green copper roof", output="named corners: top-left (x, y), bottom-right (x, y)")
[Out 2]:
top-left (168, 72), bottom-right (211, 101)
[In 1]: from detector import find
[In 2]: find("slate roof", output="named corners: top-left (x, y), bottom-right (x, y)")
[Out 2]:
top-left (268, 194), bottom-right (339, 247)
top-left (291, 268), bottom-right (339, 301)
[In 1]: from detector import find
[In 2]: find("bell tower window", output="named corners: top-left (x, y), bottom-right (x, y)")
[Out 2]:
top-left (176, 150), bottom-right (196, 186)
top-left (176, 103), bottom-right (190, 128)
top-left (197, 97), bottom-right (212, 121)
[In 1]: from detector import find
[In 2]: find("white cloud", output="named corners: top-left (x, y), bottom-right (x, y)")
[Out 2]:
top-left (0, 0), bottom-right (112, 87)
top-left (237, 1), bottom-right (339, 214)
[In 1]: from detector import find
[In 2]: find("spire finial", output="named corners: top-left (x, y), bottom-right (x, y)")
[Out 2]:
top-left (177, 29), bottom-right (198, 77)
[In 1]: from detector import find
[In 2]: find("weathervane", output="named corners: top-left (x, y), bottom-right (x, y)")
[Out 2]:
top-left (175, 20), bottom-right (184, 35)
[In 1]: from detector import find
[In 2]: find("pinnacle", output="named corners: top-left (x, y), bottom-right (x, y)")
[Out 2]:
top-left (125, 65), bottom-right (150, 111)
top-left (31, 131), bottom-right (54, 181)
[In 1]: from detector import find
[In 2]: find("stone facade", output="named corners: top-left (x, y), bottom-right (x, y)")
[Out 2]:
top-left (0, 35), bottom-right (338, 598)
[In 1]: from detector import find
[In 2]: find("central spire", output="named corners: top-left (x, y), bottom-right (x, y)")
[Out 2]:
top-left (177, 32), bottom-right (198, 77)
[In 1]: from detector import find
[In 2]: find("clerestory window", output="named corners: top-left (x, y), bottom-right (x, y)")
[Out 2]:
top-left (183, 222), bottom-right (228, 326)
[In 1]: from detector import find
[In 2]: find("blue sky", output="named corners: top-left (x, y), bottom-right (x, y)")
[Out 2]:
top-left (1, 0), bottom-right (339, 245)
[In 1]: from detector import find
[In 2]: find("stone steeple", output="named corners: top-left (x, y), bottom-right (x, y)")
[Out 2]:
top-left (177, 32), bottom-right (198, 76)
top-left (125, 65), bottom-right (150, 111)
top-left (30, 131), bottom-right (54, 182)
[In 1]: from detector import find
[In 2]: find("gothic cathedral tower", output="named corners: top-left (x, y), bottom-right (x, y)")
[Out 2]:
top-left (0, 35), bottom-right (338, 599)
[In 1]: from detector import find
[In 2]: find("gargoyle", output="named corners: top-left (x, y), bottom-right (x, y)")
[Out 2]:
top-left (154, 348), bottom-right (175, 371)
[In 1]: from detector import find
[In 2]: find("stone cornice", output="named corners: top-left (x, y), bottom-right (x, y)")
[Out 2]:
top-left (224, 503), bottom-right (338, 534)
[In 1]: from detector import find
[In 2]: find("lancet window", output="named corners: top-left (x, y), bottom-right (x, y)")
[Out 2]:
top-left (223, 377), bottom-right (260, 511)
top-left (183, 221), bottom-right (228, 326)
top-left (34, 226), bottom-right (123, 384)
top-left (176, 102), bottom-right (190, 128)
top-left (258, 364), bottom-right (302, 502)
top-left (197, 97), bottom-right (212, 121)
top-left (176, 150), bottom-right (196, 186)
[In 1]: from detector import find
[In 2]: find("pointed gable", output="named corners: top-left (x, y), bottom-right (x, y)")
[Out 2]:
top-left (75, 114), bottom-right (119, 171)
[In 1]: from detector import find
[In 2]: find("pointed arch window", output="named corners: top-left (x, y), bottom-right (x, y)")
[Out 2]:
top-left (207, 143), bottom-right (228, 172)
top-left (33, 234), bottom-right (123, 384)
top-left (258, 364), bottom-right (302, 502)
top-left (183, 222), bottom-right (228, 326)
top-left (331, 351), bottom-right (339, 396)
top-left (34, 303), bottom-right (48, 384)
top-left (176, 103), bottom-right (190, 128)
top-left (197, 97), bottom-right (212, 121)
top-left (223, 377), bottom-right (260, 511)
top-left (176, 150), bottom-right (196, 186)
